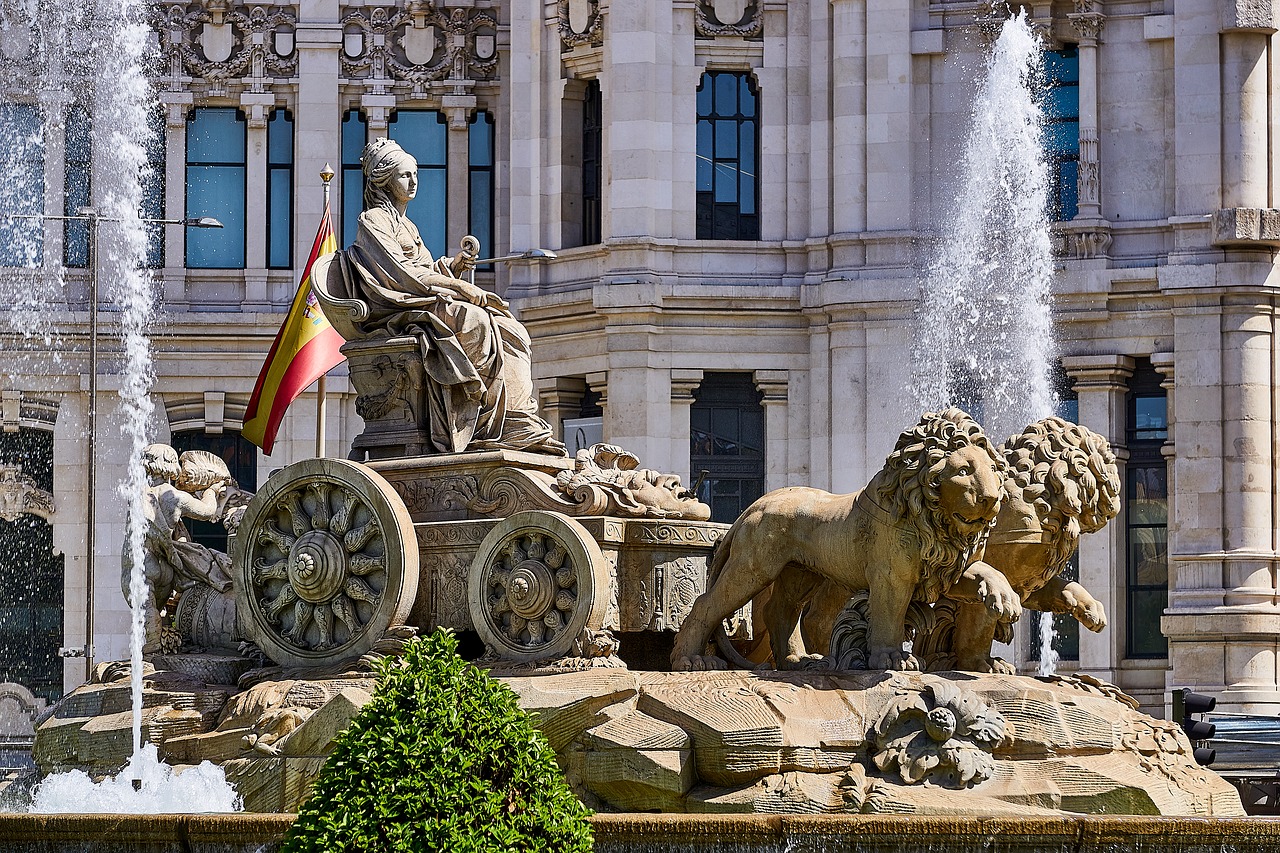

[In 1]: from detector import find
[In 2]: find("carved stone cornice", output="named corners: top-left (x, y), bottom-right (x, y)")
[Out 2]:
top-left (696, 0), bottom-right (763, 39)
top-left (0, 464), bottom-right (54, 523)
top-left (558, 0), bottom-right (603, 51)
top-left (340, 4), bottom-right (498, 97)
top-left (1050, 219), bottom-right (1112, 260)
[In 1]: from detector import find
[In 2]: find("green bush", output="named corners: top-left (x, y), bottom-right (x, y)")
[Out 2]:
top-left (280, 630), bottom-right (594, 853)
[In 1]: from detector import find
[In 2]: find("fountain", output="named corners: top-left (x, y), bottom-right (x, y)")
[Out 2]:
top-left (3, 7), bottom-right (1280, 853)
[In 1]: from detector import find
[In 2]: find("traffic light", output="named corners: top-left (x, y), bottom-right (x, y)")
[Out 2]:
top-left (1173, 688), bottom-right (1217, 766)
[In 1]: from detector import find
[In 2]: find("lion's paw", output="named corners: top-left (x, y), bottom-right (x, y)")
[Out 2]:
top-left (868, 649), bottom-right (920, 672)
top-left (955, 654), bottom-right (1016, 675)
top-left (782, 653), bottom-right (833, 671)
top-left (1074, 600), bottom-right (1107, 632)
top-left (672, 654), bottom-right (728, 672)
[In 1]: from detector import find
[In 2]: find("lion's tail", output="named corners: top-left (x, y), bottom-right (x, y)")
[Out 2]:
top-left (702, 519), bottom-right (763, 671)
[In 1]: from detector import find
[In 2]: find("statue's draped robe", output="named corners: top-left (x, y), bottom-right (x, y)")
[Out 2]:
top-left (326, 206), bottom-right (563, 455)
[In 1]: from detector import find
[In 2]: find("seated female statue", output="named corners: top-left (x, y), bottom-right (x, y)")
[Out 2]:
top-left (315, 137), bottom-right (564, 456)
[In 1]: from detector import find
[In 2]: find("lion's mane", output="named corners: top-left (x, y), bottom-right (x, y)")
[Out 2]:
top-left (1000, 416), bottom-right (1121, 584)
top-left (875, 407), bottom-right (1009, 603)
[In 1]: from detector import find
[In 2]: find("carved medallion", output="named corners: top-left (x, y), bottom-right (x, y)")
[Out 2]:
top-left (200, 22), bottom-right (234, 63)
top-left (568, 0), bottom-right (592, 33)
top-left (558, 0), bottom-right (603, 49)
top-left (712, 0), bottom-right (749, 26)
top-left (696, 0), bottom-right (762, 38)
top-left (401, 24), bottom-right (437, 66)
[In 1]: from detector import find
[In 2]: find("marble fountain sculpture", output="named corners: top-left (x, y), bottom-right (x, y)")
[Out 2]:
top-left (31, 145), bottom-right (1242, 814)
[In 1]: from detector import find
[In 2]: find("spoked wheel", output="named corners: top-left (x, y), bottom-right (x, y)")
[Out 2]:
top-left (232, 458), bottom-right (419, 668)
top-left (467, 511), bottom-right (609, 663)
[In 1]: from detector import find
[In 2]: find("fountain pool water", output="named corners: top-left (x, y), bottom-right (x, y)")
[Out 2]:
top-left (0, 0), bottom-right (239, 812)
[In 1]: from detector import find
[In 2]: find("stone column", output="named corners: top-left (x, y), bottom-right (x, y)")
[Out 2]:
top-left (241, 93), bottom-right (272, 307)
top-left (754, 370), bottom-right (789, 493)
top-left (827, 314), bottom-right (867, 494)
top-left (159, 93), bottom-right (192, 306)
top-left (1062, 354), bottom-right (1134, 684)
top-left (1069, 1), bottom-right (1105, 219)
top-left (535, 376), bottom-right (587, 443)
top-left (294, 0), bottom-right (341, 281)
top-left (864, 0), bottom-right (911, 231)
top-left (670, 369), bottom-right (704, 489)
top-left (1220, 30), bottom-right (1269, 210)
top-left (829, 0), bottom-right (866, 235)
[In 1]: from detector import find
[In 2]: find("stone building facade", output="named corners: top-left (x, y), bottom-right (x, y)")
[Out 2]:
top-left (0, 0), bottom-right (1277, 717)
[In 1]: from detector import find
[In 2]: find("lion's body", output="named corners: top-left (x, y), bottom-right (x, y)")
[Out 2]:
top-left (671, 409), bottom-right (1009, 672)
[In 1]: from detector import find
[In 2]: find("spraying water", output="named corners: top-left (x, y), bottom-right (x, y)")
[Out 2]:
top-left (913, 11), bottom-right (1057, 444)
top-left (912, 12), bottom-right (1061, 672)
top-left (0, 0), bottom-right (239, 810)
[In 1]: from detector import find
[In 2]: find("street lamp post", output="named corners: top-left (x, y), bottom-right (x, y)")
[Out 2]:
top-left (2, 209), bottom-right (222, 679)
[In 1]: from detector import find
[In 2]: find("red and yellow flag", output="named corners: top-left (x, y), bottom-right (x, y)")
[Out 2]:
top-left (242, 205), bottom-right (345, 454)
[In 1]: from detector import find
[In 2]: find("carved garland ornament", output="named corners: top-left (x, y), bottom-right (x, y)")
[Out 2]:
top-left (233, 459), bottom-right (419, 668)
top-left (695, 0), bottom-right (763, 39)
top-left (870, 678), bottom-right (1007, 787)
top-left (156, 2), bottom-right (298, 94)
top-left (557, 0), bottom-right (603, 50)
top-left (340, 4), bottom-right (499, 91)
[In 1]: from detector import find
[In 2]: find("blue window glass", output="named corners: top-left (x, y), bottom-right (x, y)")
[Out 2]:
top-left (64, 103), bottom-right (91, 268)
top-left (0, 104), bottom-right (44, 267)
top-left (141, 108), bottom-right (165, 268)
top-left (580, 80), bottom-right (602, 246)
top-left (469, 111), bottom-right (494, 268)
top-left (341, 109), bottom-right (366, 248)
top-left (267, 109), bottom-right (293, 269)
top-left (1041, 47), bottom-right (1080, 221)
top-left (1124, 360), bottom-right (1168, 659)
top-left (390, 110), bottom-right (447, 258)
top-left (695, 72), bottom-right (759, 240)
top-left (185, 108), bottom-right (246, 268)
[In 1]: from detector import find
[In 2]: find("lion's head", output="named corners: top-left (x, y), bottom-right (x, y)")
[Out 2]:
top-left (1000, 416), bottom-right (1121, 581)
top-left (876, 408), bottom-right (1009, 602)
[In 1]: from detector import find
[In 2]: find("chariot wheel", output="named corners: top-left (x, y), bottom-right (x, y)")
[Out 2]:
top-left (232, 458), bottom-right (419, 668)
top-left (467, 511), bottom-right (610, 662)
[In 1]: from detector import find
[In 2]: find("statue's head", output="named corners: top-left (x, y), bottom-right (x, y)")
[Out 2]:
top-left (142, 443), bottom-right (180, 480)
top-left (361, 138), bottom-right (417, 211)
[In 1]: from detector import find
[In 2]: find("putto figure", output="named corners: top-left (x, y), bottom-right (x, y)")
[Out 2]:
top-left (312, 137), bottom-right (564, 456)
top-left (122, 444), bottom-right (233, 652)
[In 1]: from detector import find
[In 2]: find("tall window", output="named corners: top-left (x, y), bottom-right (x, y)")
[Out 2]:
top-left (582, 80), bottom-right (602, 246)
top-left (341, 109), bottom-right (366, 248)
top-left (389, 110), bottom-right (447, 258)
top-left (690, 373), bottom-right (765, 524)
top-left (696, 71), bottom-right (759, 240)
top-left (468, 111), bottom-right (494, 265)
top-left (185, 108), bottom-right (246, 268)
top-left (64, 103), bottom-right (91, 268)
top-left (0, 428), bottom-right (63, 701)
top-left (142, 109), bottom-right (166, 268)
top-left (1043, 47), bottom-right (1080, 221)
top-left (1125, 359), bottom-right (1168, 658)
top-left (0, 104), bottom-right (44, 267)
top-left (170, 430), bottom-right (258, 553)
top-left (267, 109), bottom-right (293, 269)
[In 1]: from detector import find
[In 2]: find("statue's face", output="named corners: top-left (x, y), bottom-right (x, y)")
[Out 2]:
top-left (388, 156), bottom-right (417, 205)
top-left (935, 445), bottom-right (1004, 536)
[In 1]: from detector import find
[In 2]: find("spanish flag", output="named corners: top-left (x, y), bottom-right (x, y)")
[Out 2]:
top-left (242, 205), bottom-right (345, 454)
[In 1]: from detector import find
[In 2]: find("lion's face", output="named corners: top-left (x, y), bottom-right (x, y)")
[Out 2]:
top-left (935, 445), bottom-right (1004, 536)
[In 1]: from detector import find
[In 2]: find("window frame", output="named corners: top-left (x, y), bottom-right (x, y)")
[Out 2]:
top-left (266, 108), bottom-right (294, 270)
top-left (582, 80), bottom-right (602, 246)
top-left (341, 108), bottom-right (366, 249)
top-left (184, 107), bottom-right (248, 269)
top-left (696, 70), bottom-right (760, 241)
top-left (1042, 46), bottom-right (1080, 222)
top-left (1124, 360), bottom-right (1169, 660)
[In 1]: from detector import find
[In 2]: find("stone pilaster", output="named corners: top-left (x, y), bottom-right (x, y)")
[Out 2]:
top-left (535, 376), bottom-right (587, 443)
top-left (160, 92), bottom-right (193, 306)
top-left (242, 92), bottom-right (273, 307)
top-left (1069, 0), bottom-right (1104, 219)
top-left (829, 0), bottom-right (866, 236)
top-left (754, 370), bottom-right (788, 493)
top-left (294, 0), bottom-right (342, 283)
top-left (670, 369), bottom-right (704, 489)
top-left (1061, 354), bottom-right (1133, 685)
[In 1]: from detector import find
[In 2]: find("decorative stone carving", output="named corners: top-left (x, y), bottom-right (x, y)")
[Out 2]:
top-left (671, 409), bottom-right (1020, 673)
top-left (870, 677), bottom-right (1007, 787)
top-left (1077, 128), bottom-right (1101, 212)
top-left (156, 2), bottom-right (298, 96)
top-left (1052, 222), bottom-right (1113, 259)
top-left (696, 0), bottom-right (763, 39)
top-left (467, 511), bottom-right (613, 663)
top-left (558, 0), bottom-right (603, 50)
top-left (231, 457), bottom-right (420, 668)
top-left (339, 4), bottom-right (499, 95)
top-left (555, 443), bottom-right (711, 521)
top-left (0, 463), bottom-right (53, 522)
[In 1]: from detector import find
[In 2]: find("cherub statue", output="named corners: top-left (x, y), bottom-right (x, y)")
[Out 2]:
top-left (122, 444), bottom-right (234, 653)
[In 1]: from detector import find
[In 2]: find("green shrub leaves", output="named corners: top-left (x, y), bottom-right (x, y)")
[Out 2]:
top-left (281, 630), bottom-right (594, 853)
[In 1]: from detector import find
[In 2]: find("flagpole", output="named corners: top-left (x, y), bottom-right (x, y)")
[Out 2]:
top-left (316, 164), bottom-right (334, 458)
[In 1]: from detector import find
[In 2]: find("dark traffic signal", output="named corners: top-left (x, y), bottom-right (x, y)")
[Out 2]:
top-left (1174, 688), bottom-right (1217, 766)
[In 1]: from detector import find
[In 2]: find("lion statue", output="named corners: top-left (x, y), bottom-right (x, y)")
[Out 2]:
top-left (670, 408), bottom-right (1022, 672)
top-left (911, 416), bottom-right (1121, 672)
